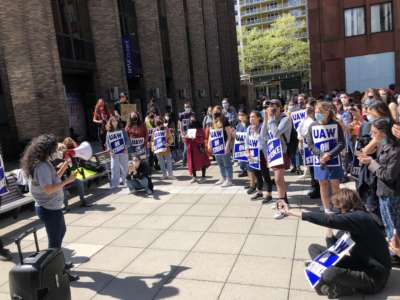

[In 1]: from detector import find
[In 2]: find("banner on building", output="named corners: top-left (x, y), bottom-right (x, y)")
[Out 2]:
top-left (234, 132), bottom-right (247, 162)
top-left (109, 130), bottom-right (126, 154)
top-left (291, 109), bottom-right (306, 130)
top-left (311, 124), bottom-right (340, 167)
top-left (305, 233), bottom-right (355, 288)
top-left (0, 155), bottom-right (9, 196)
top-left (122, 36), bottom-right (135, 79)
top-left (210, 128), bottom-right (225, 155)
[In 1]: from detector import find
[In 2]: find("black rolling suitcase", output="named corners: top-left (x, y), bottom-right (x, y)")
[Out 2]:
top-left (8, 228), bottom-right (71, 300)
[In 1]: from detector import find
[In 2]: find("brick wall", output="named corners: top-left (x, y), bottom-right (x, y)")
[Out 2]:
top-left (0, 0), bottom-right (68, 142)
top-left (88, 0), bottom-right (128, 100)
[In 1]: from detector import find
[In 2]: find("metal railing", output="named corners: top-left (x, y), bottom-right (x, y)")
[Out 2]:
top-left (243, 11), bottom-right (307, 26)
top-left (241, 0), bottom-right (306, 17)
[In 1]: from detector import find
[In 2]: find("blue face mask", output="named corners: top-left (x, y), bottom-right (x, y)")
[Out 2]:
top-left (315, 113), bottom-right (325, 122)
top-left (380, 138), bottom-right (388, 146)
top-left (367, 115), bottom-right (377, 123)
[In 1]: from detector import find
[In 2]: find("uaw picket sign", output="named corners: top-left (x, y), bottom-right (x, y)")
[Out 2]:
top-left (266, 131), bottom-right (284, 168)
top-left (210, 128), bottom-right (225, 155)
top-left (248, 133), bottom-right (260, 170)
top-left (154, 129), bottom-right (167, 154)
top-left (305, 233), bottom-right (355, 288)
top-left (234, 132), bottom-right (248, 162)
top-left (350, 141), bottom-right (361, 179)
top-left (291, 110), bottom-right (306, 130)
top-left (109, 131), bottom-right (126, 154)
top-left (311, 124), bottom-right (340, 167)
top-left (0, 155), bottom-right (9, 196)
top-left (303, 142), bottom-right (314, 167)
top-left (130, 137), bottom-right (145, 156)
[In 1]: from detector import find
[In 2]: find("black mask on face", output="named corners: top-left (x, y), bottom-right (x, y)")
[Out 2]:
top-left (213, 112), bottom-right (221, 119)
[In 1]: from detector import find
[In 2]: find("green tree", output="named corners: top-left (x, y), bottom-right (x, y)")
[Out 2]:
top-left (239, 14), bottom-right (310, 76)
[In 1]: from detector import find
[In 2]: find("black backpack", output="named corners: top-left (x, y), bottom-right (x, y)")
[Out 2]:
top-left (282, 119), bottom-right (299, 158)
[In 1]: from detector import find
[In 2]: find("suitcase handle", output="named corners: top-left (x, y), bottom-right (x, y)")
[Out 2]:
top-left (14, 227), bottom-right (40, 264)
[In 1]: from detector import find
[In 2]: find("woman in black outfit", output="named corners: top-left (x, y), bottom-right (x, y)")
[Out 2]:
top-left (278, 189), bottom-right (391, 299)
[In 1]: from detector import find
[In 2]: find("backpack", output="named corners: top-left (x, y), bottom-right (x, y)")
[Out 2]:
top-left (282, 119), bottom-right (299, 158)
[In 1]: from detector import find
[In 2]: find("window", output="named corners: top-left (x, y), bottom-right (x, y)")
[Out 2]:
top-left (344, 7), bottom-right (365, 37)
top-left (371, 2), bottom-right (393, 33)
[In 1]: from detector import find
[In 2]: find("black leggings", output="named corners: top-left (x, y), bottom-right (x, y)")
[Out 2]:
top-left (193, 167), bottom-right (206, 178)
top-left (251, 151), bottom-right (273, 192)
top-left (308, 243), bottom-right (388, 297)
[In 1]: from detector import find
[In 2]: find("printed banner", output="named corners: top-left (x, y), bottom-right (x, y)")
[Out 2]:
top-left (130, 137), bottom-right (145, 156)
top-left (234, 132), bottom-right (248, 162)
top-left (0, 155), bottom-right (9, 196)
top-left (210, 128), bottom-right (225, 155)
top-left (109, 130), bottom-right (126, 154)
top-left (154, 129), bottom-right (167, 154)
top-left (181, 118), bottom-right (190, 133)
top-left (266, 131), bottom-right (284, 168)
top-left (147, 128), bottom-right (154, 144)
top-left (303, 142), bottom-right (314, 167)
top-left (248, 134), bottom-right (260, 170)
top-left (305, 233), bottom-right (355, 288)
top-left (291, 110), bottom-right (306, 130)
top-left (311, 124), bottom-right (340, 167)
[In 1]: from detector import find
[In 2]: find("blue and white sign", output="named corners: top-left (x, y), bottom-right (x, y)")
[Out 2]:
top-left (210, 128), bottom-right (225, 155)
top-left (266, 131), bottom-right (284, 168)
top-left (0, 155), bottom-right (9, 196)
top-left (234, 132), bottom-right (248, 162)
top-left (291, 110), bottom-right (306, 130)
top-left (154, 129), bottom-right (167, 154)
top-left (303, 142), bottom-right (314, 167)
top-left (311, 124), bottom-right (340, 167)
top-left (109, 130), bottom-right (126, 154)
top-left (248, 134), bottom-right (260, 170)
top-left (147, 128), bottom-right (154, 144)
top-left (130, 137), bottom-right (145, 156)
top-left (305, 233), bottom-right (355, 288)
top-left (350, 141), bottom-right (361, 179)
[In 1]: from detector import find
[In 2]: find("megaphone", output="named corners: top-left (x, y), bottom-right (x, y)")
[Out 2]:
top-left (64, 141), bottom-right (93, 161)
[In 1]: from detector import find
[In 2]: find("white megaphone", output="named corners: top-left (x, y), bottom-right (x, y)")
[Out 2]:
top-left (64, 141), bottom-right (93, 161)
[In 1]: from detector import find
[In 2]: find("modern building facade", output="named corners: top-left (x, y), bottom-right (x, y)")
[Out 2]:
top-left (235, 0), bottom-right (309, 98)
top-left (309, 0), bottom-right (400, 95)
top-left (0, 0), bottom-right (240, 159)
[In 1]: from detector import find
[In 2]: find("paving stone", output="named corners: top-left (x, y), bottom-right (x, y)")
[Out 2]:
top-left (193, 232), bottom-right (247, 254)
top-left (170, 216), bottom-right (215, 232)
top-left (220, 283), bottom-right (288, 300)
top-left (150, 231), bottom-right (203, 251)
top-left (208, 217), bottom-right (254, 234)
top-left (241, 234), bottom-right (296, 258)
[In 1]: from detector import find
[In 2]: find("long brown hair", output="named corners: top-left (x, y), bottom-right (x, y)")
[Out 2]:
top-left (212, 105), bottom-right (224, 129)
top-left (105, 116), bottom-right (122, 132)
top-left (94, 98), bottom-right (107, 113)
top-left (316, 101), bottom-right (335, 123)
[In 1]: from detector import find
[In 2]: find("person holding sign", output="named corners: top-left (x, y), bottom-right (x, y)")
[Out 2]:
top-left (208, 106), bottom-right (234, 187)
top-left (263, 99), bottom-right (292, 217)
top-left (151, 117), bottom-right (175, 180)
top-left (306, 101), bottom-right (345, 214)
top-left (246, 111), bottom-right (273, 202)
top-left (278, 189), bottom-right (391, 298)
top-left (184, 116), bottom-right (210, 183)
top-left (126, 112), bottom-right (147, 158)
top-left (105, 116), bottom-right (130, 188)
top-left (234, 110), bottom-right (249, 178)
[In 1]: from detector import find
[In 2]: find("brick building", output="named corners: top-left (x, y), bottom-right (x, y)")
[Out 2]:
top-left (308, 0), bottom-right (400, 96)
top-left (0, 0), bottom-right (240, 159)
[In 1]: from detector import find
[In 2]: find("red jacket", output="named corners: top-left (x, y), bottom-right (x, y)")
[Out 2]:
top-left (184, 128), bottom-right (210, 175)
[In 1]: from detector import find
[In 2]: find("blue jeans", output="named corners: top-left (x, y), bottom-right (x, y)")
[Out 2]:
top-left (127, 177), bottom-right (149, 193)
top-left (110, 152), bottom-right (129, 188)
top-left (215, 154), bottom-right (233, 180)
top-left (239, 161), bottom-right (248, 172)
top-left (291, 150), bottom-right (302, 168)
top-left (64, 179), bottom-right (86, 208)
top-left (157, 153), bottom-right (173, 176)
top-left (36, 206), bottom-right (66, 249)
top-left (379, 196), bottom-right (400, 239)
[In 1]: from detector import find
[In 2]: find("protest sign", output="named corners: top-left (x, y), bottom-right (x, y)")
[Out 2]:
top-left (311, 124), bottom-right (340, 167)
top-left (291, 110), bottom-right (306, 130)
top-left (234, 132), bottom-right (248, 162)
top-left (210, 128), bottom-right (225, 155)
top-left (109, 130), bottom-right (126, 154)
top-left (154, 129), bottom-right (167, 154)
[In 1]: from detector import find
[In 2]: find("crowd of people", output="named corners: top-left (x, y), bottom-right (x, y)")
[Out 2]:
top-left (2, 87), bottom-right (400, 298)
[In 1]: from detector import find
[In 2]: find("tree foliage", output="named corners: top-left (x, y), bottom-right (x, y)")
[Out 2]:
top-left (239, 14), bottom-right (310, 76)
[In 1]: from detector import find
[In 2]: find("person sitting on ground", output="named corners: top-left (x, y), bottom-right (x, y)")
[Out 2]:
top-left (126, 156), bottom-right (153, 195)
top-left (278, 189), bottom-right (391, 299)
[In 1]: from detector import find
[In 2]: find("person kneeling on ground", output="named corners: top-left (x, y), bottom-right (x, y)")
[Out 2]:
top-left (127, 156), bottom-right (153, 196)
top-left (278, 189), bottom-right (391, 299)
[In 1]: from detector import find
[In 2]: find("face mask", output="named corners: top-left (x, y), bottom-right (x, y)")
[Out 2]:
top-left (397, 97), bottom-right (400, 105)
top-left (367, 115), bottom-right (377, 123)
top-left (164, 122), bottom-right (169, 127)
top-left (222, 103), bottom-right (229, 110)
top-left (381, 95), bottom-right (387, 102)
top-left (288, 106), bottom-right (295, 112)
top-left (184, 107), bottom-right (191, 113)
top-left (368, 96), bottom-right (374, 100)
top-left (112, 121), bottom-right (118, 128)
top-left (315, 113), bottom-right (325, 122)
top-left (380, 138), bottom-right (388, 146)
top-left (213, 112), bottom-right (221, 119)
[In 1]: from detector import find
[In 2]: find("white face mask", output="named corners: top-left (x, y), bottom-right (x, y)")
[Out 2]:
top-left (397, 97), bottom-right (400, 105)
top-left (184, 107), bottom-right (191, 113)
top-left (222, 103), bottom-right (229, 110)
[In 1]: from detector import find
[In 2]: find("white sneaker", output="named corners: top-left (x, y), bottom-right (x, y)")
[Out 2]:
top-left (190, 178), bottom-right (197, 184)
top-left (273, 211), bottom-right (286, 220)
top-left (221, 180), bottom-right (233, 187)
top-left (215, 178), bottom-right (225, 185)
